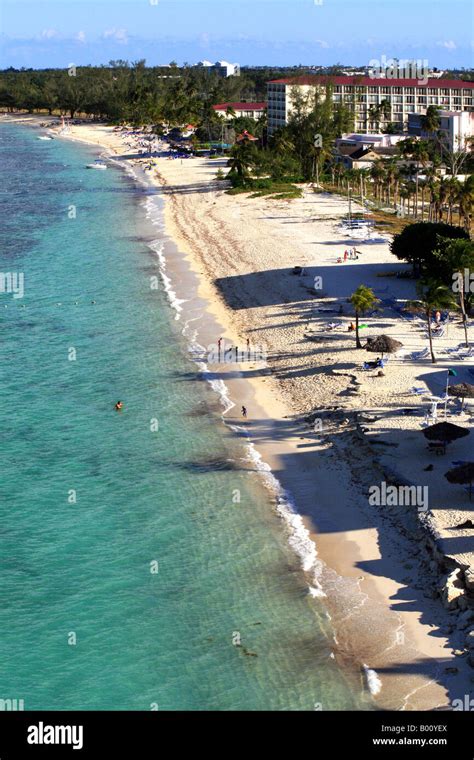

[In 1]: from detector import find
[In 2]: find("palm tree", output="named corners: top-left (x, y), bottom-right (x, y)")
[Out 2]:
top-left (458, 176), bottom-right (473, 233)
top-left (406, 279), bottom-right (458, 363)
top-left (349, 285), bottom-right (381, 348)
top-left (437, 177), bottom-right (450, 223)
top-left (227, 142), bottom-right (255, 181)
top-left (446, 177), bottom-right (460, 225)
top-left (370, 161), bottom-right (385, 204)
top-left (421, 105), bottom-right (441, 136)
top-left (368, 99), bottom-right (391, 132)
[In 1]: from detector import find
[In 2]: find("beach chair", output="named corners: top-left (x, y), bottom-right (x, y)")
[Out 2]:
top-left (411, 386), bottom-right (425, 395)
top-left (410, 348), bottom-right (430, 361)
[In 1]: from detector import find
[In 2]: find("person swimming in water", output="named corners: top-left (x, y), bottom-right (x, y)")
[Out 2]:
top-left (115, 401), bottom-right (123, 411)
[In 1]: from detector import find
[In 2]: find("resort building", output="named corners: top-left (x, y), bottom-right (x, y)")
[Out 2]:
top-left (212, 102), bottom-right (266, 120)
top-left (267, 75), bottom-right (474, 135)
top-left (194, 60), bottom-right (240, 77)
top-left (408, 110), bottom-right (474, 151)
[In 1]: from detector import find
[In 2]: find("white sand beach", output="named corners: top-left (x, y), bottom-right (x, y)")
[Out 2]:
top-left (23, 115), bottom-right (473, 710)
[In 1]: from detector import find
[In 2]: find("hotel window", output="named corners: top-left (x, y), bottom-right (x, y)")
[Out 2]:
top-left (368, 86), bottom-right (378, 92)
top-left (381, 87), bottom-right (391, 94)
top-left (406, 96), bottom-right (415, 103)
top-left (463, 89), bottom-right (471, 95)
top-left (368, 94), bottom-right (378, 103)
top-left (394, 96), bottom-right (403, 103)
top-left (429, 97), bottom-right (440, 104)
top-left (428, 88), bottom-right (437, 95)
top-left (417, 96), bottom-right (427, 104)
top-left (334, 86), bottom-right (341, 93)
top-left (405, 87), bottom-right (414, 94)
top-left (405, 105), bottom-right (415, 112)
top-left (393, 87), bottom-right (402, 94)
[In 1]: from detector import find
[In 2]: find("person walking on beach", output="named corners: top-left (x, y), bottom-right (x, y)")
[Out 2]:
top-left (241, 406), bottom-right (247, 418)
top-left (218, 337), bottom-right (222, 361)
top-left (246, 338), bottom-right (250, 359)
top-left (344, 249), bottom-right (348, 262)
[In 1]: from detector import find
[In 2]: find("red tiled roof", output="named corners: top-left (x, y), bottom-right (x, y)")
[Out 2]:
top-left (268, 75), bottom-right (474, 89)
top-left (212, 102), bottom-right (267, 111)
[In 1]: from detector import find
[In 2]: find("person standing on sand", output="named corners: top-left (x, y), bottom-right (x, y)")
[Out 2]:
top-left (242, 406), bottom-right (247, 418)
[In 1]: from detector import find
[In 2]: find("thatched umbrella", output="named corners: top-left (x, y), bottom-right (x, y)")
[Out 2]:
top-left (448, 382), bottom-right (474, 409)
top-left (445, 462), bottom-right (474, 500)
top-left (366, 334), bottom-right (403, 359)
top-left (423, 421), bottom-right (470, 443)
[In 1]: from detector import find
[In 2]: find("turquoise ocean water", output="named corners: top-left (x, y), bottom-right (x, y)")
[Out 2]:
top-left (0, 124), bottom-right (369, 710)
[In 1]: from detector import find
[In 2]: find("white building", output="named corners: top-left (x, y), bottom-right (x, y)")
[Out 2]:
top-left (212, 102), bottom-right (266, 120)
top-left (408, 110), bottom-right (474, 151)
top-left (195, 60), bottom-right (240, 77)
top-left (336, 133), bottom-right (405, 150)
top-left (267, 75), bottom-right (474, 135)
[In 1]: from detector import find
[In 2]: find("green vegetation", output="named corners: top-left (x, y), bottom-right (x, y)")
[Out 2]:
top-left (349, 286), bottom-right (381, 349)
top-left (406, 280), bottom-right (459, 363)
top-left (390, 222), bottom-right (470, 277)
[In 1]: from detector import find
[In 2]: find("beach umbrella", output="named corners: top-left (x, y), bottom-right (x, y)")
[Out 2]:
top-left (448, 382), bottom-right (474, 409)
top-left (365, 334), bottom-right (403, 358)
top-left (423, 421), bottom-right (470, 443)
top-left (445, 462), bottom-right (474, 500)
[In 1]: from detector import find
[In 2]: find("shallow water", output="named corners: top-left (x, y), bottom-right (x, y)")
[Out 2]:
top-left (0, 124), bottom-right (370, 710)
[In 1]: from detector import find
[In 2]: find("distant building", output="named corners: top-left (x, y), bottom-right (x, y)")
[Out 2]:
top-left (267, 75), bottom-right (474, 135)
top-left (338, 146), bottom-right (397, 170)
top-left (336, 133), bottom-right (405, 150)
top-left (195, 60), bottom-right (240, 77)
top-left (408, 110), bottom-right (474, 151)
top-left (212, 102), bottom-right (266, 120)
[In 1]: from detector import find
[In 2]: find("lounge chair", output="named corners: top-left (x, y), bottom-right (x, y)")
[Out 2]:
top-left (409, 347), bottom-right (430, 360)
top-left (411, 386), bottom-right (425, 395)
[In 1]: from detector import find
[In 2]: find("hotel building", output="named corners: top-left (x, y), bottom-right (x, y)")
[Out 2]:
top-left (267, 75), bottom-right (474, 135)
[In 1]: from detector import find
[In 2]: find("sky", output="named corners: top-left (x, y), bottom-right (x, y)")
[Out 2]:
top-left (0, 0), bottom-right (473, 70)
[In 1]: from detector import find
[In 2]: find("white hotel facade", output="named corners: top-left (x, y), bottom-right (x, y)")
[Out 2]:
top-left (267, 75), bottom-right (474, 135)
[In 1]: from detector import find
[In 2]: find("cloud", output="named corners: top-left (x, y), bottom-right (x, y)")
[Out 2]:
top-left (436, 40), bottom-right (457, 50)
top-left (314, 39), bottom-right (329, 49)
top-left (102, 28), bottom-right (129, 44)
top-left (75, 31), bottom-right (86, 44)
top-left (39, 29), bottom-right (58, 40)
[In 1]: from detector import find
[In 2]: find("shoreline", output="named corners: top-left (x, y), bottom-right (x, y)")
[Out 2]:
top-left (8, 114), bottom-right (473, 710)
